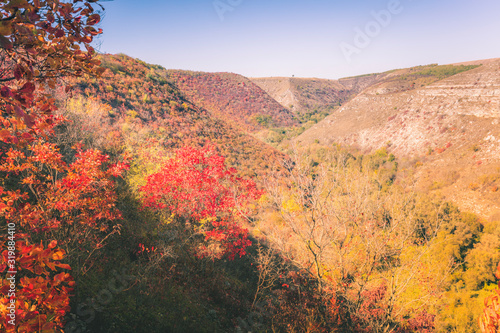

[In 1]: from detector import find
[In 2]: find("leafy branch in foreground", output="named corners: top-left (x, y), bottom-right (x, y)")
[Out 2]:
top-left (0, 1), bottom-right (123, 332)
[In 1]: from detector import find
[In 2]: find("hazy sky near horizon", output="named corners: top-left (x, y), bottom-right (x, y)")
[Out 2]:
top-left (96, 0), bottom-right (500, 79)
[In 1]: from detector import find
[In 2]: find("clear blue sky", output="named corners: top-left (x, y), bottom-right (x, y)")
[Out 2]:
top-left (96, 0), bottom-right (500, 79)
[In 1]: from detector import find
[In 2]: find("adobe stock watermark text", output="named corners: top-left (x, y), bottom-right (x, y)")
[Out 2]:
top-left (340, 0), bottom-right (411, 63)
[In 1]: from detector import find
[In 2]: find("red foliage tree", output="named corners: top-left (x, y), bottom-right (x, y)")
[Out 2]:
top-left (140, 145), bottom-right (262, 260)
top-left (0, 126), bottom-right (128, 331)
top-left (0, 2), bottom-right (128, 330)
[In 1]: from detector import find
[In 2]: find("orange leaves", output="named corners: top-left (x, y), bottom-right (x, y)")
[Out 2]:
top-left (81, 35), bottom-right (92, 43)
top-left (0, 138), bottom-right (127, 331)
top-left (0, 239), bottom-right (74, 332)
top-left (0, 130), bottom-right (11, 140)
top-left (0, 114), bottom-right (128, 332)
top-left (0, 240), bottom-right (69, 275)
top-left (30, 142), bottom-right (64, 167)
top-left (0, 0), bottom-right (105, 137)
top-left (84, 25), bottom-right (102, 36)
top-left (1, 134), bottom-right (129, 231)
top-left (0, 1), bottom-right (113, 331)
top-left (478, 262), bottom-right (500, 332)
top-left (86, 13), bottom-right (101, 26)
top-left (47, 240), bottom-right (57, 249)
top-left (479, 294), bottom-right (500, 333)
top-left (51, 249), bottom-right (64, 261)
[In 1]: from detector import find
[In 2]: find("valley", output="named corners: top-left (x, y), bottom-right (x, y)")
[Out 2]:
top-left (2, 2), bottom-right (499, 332)
top-left (61, 54), bottom-right (500, 332)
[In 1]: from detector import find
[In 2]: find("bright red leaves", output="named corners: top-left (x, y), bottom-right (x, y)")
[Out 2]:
top-left (140, 146), bottom-right (262, 260)
top-left (0, 134), bottom-right (129, 332)
top-left (0, 240), bottom-right (74, 332)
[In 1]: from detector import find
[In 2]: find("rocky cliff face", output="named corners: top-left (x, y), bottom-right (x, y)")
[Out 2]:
top-left (298, 59), bottom-right (500, 220)
top-left (299, 59), bottom-right (500, 155)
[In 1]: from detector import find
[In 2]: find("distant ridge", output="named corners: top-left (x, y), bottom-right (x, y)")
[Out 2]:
top-left (250, 74), bottom-right (386, 116)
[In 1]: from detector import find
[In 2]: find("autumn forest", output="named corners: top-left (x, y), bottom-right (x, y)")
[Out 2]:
top-left (1, 1), bottom-right (500, 332)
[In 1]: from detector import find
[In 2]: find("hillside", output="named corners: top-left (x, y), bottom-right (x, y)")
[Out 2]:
top-left (250, 73), bottom-right (386, 120)
top-left (61, 53), bottom-right (286, 178)
top-left (164, 70), bottom-right (298, 132)
top-left (66, 54), bottom-right (500, 219)
top-left (5, 2), bottom-right (500, 332)
top-left (297, 59), bottom-right (500, 220)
